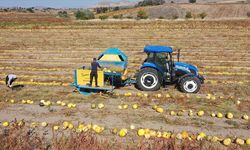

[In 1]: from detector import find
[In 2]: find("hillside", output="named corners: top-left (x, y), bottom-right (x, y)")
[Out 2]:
top-left (96, 3), bottom-right (250, 19)
top-left (164, 0), bottom-right (249, 3)
top-left (94, 0), bottom-right (137, 7)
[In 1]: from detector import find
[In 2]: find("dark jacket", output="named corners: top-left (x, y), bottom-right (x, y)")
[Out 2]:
top-left (91, 61), bottom-right (101, 73)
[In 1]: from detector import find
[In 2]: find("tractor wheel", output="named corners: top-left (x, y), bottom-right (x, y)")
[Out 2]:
top-left (178, 76), bottom-right (201, 93)
top-left (136, 68), bottom-right (161, 91)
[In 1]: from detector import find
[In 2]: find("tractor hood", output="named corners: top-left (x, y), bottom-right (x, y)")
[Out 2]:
top-left (174, 62), bottom-right (198, 75)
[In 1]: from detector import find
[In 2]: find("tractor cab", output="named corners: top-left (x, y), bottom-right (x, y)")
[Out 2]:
top-left (143, 46), bottom-right (174, 82)
top-left (136, 45), bottom-right (204, 93)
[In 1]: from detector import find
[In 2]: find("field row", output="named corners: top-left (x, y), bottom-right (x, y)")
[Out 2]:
top-left (2, 59), bottom-right (250, 66)
top-left (1, 40), bottom-right (248, 49)
top-left (1, 57), bottom-right (250, 65)
top-left (1, 48), bottom-right (249, 54)
top-left (0, 78), bottom-right (249, 88)
top-left (1, 71), bottom-right (250, 80)
top-left (2, 62), bottom-right (250, 70)
top-left (0, 100), bottom-right (249, 147)
top-left (1, 19), bottom-right (249, 29)
top-left (1, 65), bottom-right (250, 75)
top-left (0, 43), bottom-right (248, 49)
top-left (2, 67), bottom-right (250, 80)
top-left (1, 49), bottom-right (250, 55)
top-left (2, 27), bottom-right (247, 32)
top-left (1, 54), bottom-right (249, 60)
top-left (0, 28), bottom-right (247, 34)
top-left (1, 34), bottom-right (245, 39)
top-left (1, 75), bottom-right (248, 85)
top-left (2, 67), bottom-right (250, 81)
top-left (2, 98), bottom-right (250, 123)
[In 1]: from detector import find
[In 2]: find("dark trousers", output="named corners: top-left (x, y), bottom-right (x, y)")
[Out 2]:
top-left (90, 71), bottom-right (98, 86)
top-left (5, 76), bottom-right (9, 85)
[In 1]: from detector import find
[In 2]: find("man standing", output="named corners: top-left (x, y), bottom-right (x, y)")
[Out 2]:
top-left (90, 58), bottom-right (101, 87)
top-left (5, 74), bottom-right (17, 88)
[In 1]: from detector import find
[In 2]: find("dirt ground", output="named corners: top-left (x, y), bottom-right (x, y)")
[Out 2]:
top-left (0, 84), bottom-right (249, 139)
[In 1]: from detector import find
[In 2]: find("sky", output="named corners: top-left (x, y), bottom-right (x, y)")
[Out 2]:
top-left (0, 0), bottom-right (138, 8)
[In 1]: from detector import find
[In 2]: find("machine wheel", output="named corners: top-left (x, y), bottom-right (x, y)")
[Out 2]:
top-left (136, 68), bottom-right (161, 91)
top-left (178, 76), bottom-right (201, 93)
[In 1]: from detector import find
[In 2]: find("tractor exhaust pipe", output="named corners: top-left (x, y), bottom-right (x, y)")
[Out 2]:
top-left (177, 49), bottom-right (181, 62)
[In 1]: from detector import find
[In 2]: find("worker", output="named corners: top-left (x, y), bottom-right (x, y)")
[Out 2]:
top-left (89, 58), bottom-right (102, 87)
top-left (5, 74), bottom-right (17, 88)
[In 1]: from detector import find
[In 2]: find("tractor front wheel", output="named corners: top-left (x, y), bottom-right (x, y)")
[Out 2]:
top-left (136, 68), bottom-right (161, 91)
top-left (178, 76), bottom-right (201, 93)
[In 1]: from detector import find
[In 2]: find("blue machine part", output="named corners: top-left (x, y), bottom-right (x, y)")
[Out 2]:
top-left (175, 62), bottom-right (198, 75)
top-left (98, 47), bottom-right (128, 61)
top-left (97, 48), bottom-right (128, 73)
top-left (144, 45), bottom-right (173, 53)
top-left (77, 85), bottom-right (113, 96)
top-left (104, 71), bottom-right (122, 76)
top-left (141, 62), bottom-right (164, 74)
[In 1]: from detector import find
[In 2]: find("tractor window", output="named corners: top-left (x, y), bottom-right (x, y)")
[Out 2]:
top-left (145, 53), bottom-right (154, 63)
top-left (155, 53), bottom-right (168, 64)
top-left (155, 53), bottom-right (169, 71)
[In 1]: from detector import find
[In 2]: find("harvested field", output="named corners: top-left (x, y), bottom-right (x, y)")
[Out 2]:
top-left (0, 17), bottom-right (249, 149)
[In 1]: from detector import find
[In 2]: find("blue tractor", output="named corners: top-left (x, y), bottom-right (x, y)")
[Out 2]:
top-left (136, 45), bottom-right (204, 93)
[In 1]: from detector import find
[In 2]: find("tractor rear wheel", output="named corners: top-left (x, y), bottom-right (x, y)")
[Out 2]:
top-left (136, 68), bottom-right (161, 91)
top-left (178, 76), bottom-right (201, 93)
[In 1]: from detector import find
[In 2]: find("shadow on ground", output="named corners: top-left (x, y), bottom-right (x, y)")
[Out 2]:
top-left (12, 85), bottom-right (25, 91)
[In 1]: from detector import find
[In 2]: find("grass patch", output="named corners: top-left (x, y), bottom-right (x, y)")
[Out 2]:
top-left (224, 120), bottom-right (239, 128)
top-left (191, 118), bottom-right (214, 127)
top-left (0, 126), bottom-right (227, 150)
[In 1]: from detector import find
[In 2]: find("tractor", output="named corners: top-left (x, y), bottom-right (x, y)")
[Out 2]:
top-left (136, 45), bottom-right (204, 93)
top-left (71, 46), bottom-right (204, 95)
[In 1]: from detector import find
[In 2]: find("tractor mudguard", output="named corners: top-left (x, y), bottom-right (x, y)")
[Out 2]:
top-left (177, 74), bottom-right (195, 83)
top-left (197, 74), bottom-right (205, 84)
top-left (141, 62), bottom-right (164, 74)
top-left (178, 74), bottom-right (204, 84)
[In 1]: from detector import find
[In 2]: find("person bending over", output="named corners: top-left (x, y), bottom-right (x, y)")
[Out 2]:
top-left (6, 74), bottom-right (17, 88)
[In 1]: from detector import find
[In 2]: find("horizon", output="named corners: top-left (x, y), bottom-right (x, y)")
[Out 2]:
top-left (0, 0), bottom-right (138, 8)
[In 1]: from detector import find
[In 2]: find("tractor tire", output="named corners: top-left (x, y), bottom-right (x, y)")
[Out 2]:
top-left (136, 68), bottom-right (161, 91)
top-left (178, 76), bottom-right (201, 93)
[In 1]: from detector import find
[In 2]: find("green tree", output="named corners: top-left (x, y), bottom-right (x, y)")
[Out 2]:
top-left (58, 11), bottom-right (69, 18)
top-left (113, 14), bottom-right (123, 19)
top-left (26, 8), bottom-right (34, 13)
top-left (126, 16), bottom-right (133, 19)
top-left (137, 0), bottom-right (165, 7)
top-left (185, 11), bottom-right (192, 19)
top-left (158, 16), bottom-right (164, 19)
top-left (99, 15), bottom-right (109, 20)
top-left (75, 10), bottom-right (95, 20)
top-left (172, 15), bottom-right (178, 19)
top-left (114, 7), bottom-right (120, 11)
top-left (189, 0), bottom-right (196, 3)
top-left (137, 10), bottom-right (148, 19)
top-left (247, 12), bottom-right (250, 17)
top-left (199, 12), bottom-right (207, 19)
